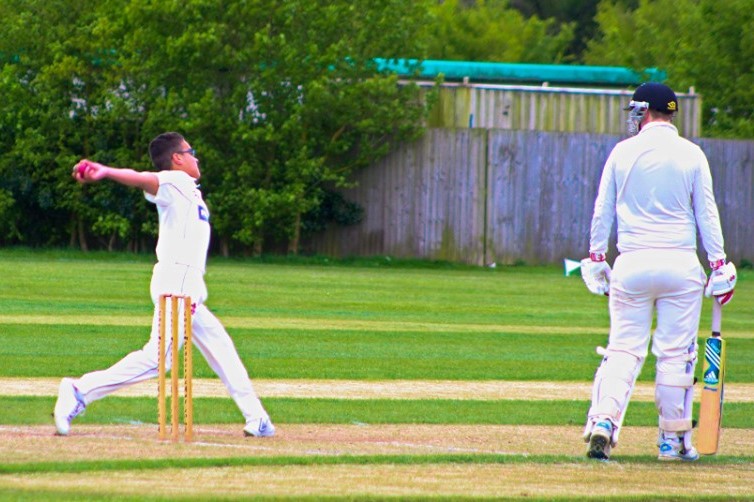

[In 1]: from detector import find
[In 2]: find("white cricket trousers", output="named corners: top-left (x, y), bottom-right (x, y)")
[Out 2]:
top-left (591, 248), bottom-right (706, 431)
top-left (72, 262), bottom-right (269, 422)
top-left (608, 248), bottom-right (706, 359)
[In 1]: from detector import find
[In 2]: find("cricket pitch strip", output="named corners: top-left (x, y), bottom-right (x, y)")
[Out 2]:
top-left (1, 424), bottom-right (753, 499)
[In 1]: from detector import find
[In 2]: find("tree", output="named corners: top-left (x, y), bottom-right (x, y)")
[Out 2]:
top-left (0, 0), bottom-right (435, 253)
top-left (424, 0), bottom-right (575, 63)
top-left (110, 0), bottom-right (434, 255)
top-left (0, 0), bottom-right (152, 250)
top-left (584, 0), bottom-right (754, 138)
top-left (508, 0), bottom-right (602, 60)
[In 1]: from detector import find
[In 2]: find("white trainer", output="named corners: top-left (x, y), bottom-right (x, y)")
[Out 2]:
top-left (53, 378), bottom-right (86, 436)
top-left (587, 420), bottom-right (613, 460)
top-left (658, 437), bottom-right (699, 462)
top-left (243, 417), bottom-right (276, 438)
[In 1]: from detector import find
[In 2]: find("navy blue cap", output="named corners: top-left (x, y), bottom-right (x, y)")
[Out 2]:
top-left (627, 82), bottom-right (678, 113)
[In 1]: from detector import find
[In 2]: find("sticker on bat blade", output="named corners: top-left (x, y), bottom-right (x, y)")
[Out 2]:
top-left (703, 338), bottom-right (723, 385)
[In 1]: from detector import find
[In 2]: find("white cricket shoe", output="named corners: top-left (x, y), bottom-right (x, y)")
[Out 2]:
top-left (243, 417), bottom-right (276, 437)
top-left (586, 420), bottom-right (613, 460)
top-left (53, 378), bottom-right (86, 436)
top-left (658, 437), bottom-right (699, 462)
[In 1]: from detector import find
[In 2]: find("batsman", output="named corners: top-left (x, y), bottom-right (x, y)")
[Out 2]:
top-left (579, 83), bottom-right (736, 461)
top-left (54, 132), bottom-right (275, 439)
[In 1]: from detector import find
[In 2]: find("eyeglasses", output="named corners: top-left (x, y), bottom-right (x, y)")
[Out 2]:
top-left (175, 148), bottom-right (196, 157)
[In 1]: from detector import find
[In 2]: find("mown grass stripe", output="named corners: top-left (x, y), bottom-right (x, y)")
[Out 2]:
top-left (3, 396), bottom-right (754, 429)
top-left (0, 494), bottom-right (739, 502)
top-left (6, 378), bottom-right (754, 404)
top-left (4, 325), bottom-right (754, 382)
top-left (0, 316), bottom-right (612, 336)
top-left (7, 314), bottom-right (752, 337)
top-left (2, 453), bottom-right (754, 475)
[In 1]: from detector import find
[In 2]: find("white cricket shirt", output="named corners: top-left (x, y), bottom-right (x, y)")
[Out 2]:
top-left (145, 170), bottom-right (211, 272)
top-left (590, 122), bottom-right (726, 262)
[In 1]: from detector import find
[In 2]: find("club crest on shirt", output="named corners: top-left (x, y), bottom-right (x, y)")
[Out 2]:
top-left (198, 205), bottom-right (209, 222)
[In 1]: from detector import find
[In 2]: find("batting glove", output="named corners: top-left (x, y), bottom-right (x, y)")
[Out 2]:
top-left (581, 254), bottom-right (611, 296)
top-left (705, 260), bottom-right (736, 306)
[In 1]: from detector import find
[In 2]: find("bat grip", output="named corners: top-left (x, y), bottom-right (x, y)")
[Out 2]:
top-left (711, 298), bottom-right (722, 336)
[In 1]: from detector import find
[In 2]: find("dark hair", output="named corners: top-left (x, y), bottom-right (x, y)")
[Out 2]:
top-left (148, 132), bottom-right (185, 171)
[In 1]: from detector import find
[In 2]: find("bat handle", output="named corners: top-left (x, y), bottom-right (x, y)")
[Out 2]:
top-left (711, 298), bottom-right (722, 336)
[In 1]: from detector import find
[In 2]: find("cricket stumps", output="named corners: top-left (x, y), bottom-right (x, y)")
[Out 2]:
top-left (157, 294), bottom-right (194, 442)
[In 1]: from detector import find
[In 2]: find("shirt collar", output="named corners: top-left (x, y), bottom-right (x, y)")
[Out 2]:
top-left (640, 121), bottom-right (678, 134)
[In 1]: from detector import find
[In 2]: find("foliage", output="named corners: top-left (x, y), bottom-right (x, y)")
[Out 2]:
top-left (0, 0), bottom-right (433, 254)
top-left (584, 0), bottom-right (754, 138)
top-left (300, 190), bottom-right (364, 239)
top-left (424, 0), bottom-right (576, 63)
top-left (0, 0), bottom-right (142, 249)
top-left (509, 0), bottom-right (602, 59)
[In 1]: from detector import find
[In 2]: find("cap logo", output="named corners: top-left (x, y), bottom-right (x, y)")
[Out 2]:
top-left (667, 101), bottom-right (677, 111)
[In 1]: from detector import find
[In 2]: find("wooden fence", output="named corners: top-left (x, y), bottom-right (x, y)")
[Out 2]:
top-left (424, 82), bottom-right (702, 138)
top-left (305, 129), bottom-right (753, 266)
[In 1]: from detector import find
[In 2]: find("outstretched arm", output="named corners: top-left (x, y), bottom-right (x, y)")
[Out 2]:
top-left (72, 160), bottom-right (159, 196)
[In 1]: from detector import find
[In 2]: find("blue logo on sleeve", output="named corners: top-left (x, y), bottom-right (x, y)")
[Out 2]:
top-left (198, 206), bottom-right (209, 222)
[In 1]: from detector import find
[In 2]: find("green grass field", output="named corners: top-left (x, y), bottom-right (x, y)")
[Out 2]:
top-left (0, 249), bottom-right (752, 500)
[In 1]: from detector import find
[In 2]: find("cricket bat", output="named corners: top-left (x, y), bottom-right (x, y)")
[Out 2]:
top-left (697, 299), bottom-right (725, 455)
